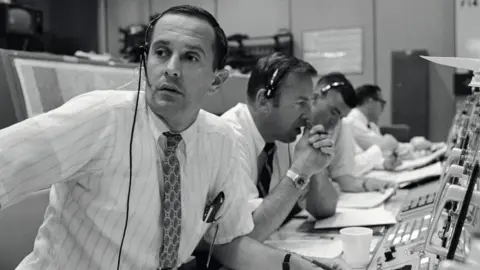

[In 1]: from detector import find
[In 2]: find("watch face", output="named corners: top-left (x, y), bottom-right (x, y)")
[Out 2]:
top-left (297, 178), bottom-right (306, 186)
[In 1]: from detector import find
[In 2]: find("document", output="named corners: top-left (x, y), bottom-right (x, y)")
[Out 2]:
top-left (337, 188), bottom-right (396, 209)
top-left (265, 238), bottom-right (343, 259)
top-left (365, 162), bottom-right (442, 185)
top-left (394, 144), bottom-right (447, 171)
top-left (314, 206), bottom-right (397, 229)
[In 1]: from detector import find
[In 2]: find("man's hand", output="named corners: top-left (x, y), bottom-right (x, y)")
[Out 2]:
top-left (383, 155), bottom-right (402, 171)
top-left (361, 177), bottom-right (397, 193)
top-left (410, 136), bottom-right (432, 151)
top-left (293, 125), bottom-right (334, 177)
top-left (378, 134), bottom-right (398, 152)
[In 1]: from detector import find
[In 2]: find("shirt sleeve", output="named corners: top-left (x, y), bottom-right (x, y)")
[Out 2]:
top-left (354, 145), bottom-right (385, 176)
top-left (0, 91), bottom-right (116, 209)
top-left (328, 122), bottom-right (356, 179)
top-left (349, 119), bottom-right (385, 150)
top-left (203, 130), bottom-right (255, 245)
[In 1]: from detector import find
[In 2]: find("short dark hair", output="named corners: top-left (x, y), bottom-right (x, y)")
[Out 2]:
top-left (316, 72), bottom-right (356, 108)
top-left (355, 84), bottom-right (382, 106)
top-left (247, 53), bottom-right (317, 105)
top-left (147, 5), bottom-right (228, 70)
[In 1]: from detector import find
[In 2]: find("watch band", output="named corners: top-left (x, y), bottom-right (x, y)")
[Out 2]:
top-left (286, 169), bottom-right (308, 190)
top-left (282, 253), bottom-right (291, 270)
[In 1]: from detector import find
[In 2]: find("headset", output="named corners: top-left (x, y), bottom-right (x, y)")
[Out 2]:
top-left (264, 67), bottom-right (290, 99)
top-left (116, 14), bottom-right (162, 270)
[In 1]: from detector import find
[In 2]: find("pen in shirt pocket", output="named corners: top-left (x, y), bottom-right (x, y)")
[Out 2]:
top-left (203, 192), bottom-right (225, 268)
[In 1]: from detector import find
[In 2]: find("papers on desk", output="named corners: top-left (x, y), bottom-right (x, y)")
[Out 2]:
top-left (394, 144), bottom-right (447, 171)
top-left (265, 238), bottom-right (343, 259)
top-left (313, 206), bottom-right (397, 230)
top-left (365, 162), bottom-right (442, 185)
top-left (337, 188), bottom-right (396, 209)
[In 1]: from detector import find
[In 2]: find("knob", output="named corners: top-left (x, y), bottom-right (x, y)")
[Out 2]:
top-left (447, 164), bottom-right (464, 178)
top-left (384, 251), bottom-right (394, 262)
top-left (390, 246), bottom-right (397, 253)
top-left (450, 148), bottom-right (463, 159)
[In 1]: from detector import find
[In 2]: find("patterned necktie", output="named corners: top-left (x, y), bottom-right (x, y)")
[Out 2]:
top-left (256, 142), bottom-right (277, 198)
top-left (159, 132), bottom-right (183, 269)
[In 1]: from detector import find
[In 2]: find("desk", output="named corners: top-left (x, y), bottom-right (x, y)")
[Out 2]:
top-left (267, 183), bottom-right (436, 267)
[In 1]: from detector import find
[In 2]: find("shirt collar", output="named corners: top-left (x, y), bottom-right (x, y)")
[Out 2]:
top-left (146, 102), bottom-right (198, 152)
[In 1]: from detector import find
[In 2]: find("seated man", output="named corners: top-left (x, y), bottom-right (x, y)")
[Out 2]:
top-left (346, 84), bottom-right (433, 160)
top-left (221, 53), bottom-right (338, 242)
top-left (343, 118), bottom-right (400, 176)
top-left (308, 73), bottom-right (397, 193)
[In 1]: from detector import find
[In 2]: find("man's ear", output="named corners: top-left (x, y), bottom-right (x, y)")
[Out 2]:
top-left (255, 88), bottom-right (272, 113)
top-left (208, 69), bottom-right (230, 95)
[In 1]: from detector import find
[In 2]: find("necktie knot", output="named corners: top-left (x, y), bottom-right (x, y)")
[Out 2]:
top-left (163, 132), bottom-right (183, 151)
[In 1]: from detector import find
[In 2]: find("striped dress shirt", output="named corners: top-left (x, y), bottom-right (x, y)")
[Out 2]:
top-left (0, 90), bottom-right (254, 270)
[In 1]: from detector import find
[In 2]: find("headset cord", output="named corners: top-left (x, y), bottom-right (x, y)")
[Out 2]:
top-left (116, 53), bottom-right (143, 270)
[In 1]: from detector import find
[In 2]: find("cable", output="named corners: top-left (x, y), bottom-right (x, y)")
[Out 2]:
top-left (116, 52), bottom-right (144, 270)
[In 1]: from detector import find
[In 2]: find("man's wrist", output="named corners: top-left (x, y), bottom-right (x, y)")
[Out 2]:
top-left (290, 162), bottom-right (312, 179)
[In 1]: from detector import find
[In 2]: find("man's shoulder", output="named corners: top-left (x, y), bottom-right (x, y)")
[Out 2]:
top-left (197, 109), bottom-right (242, 140)
top-left (68, 90), bottom-right (140, 111)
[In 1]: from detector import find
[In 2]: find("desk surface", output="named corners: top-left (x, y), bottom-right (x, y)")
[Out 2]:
top-left (268, 180), bottom-right (439, 265)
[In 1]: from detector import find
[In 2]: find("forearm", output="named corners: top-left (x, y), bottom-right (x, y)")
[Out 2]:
top-left (306, 175), bottom-right (338, 219)
top-left (334, 174), bottom-right (363, 192)
top-left (213, 236), bottom-right (288, 270)
top-left (249, 175), bottom-right (302, 242)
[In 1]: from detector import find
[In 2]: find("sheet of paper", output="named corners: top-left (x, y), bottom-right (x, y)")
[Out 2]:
top-left (394, 145), bottom-right (447, 171)
top-left (265, 239), bottom-right (343, 259)
top-left (337, 188), bottom-right (396, 209)
top-left (365, 162), bottom-right (442, 185)
top-left (314, 206), bottom-right (397, 230)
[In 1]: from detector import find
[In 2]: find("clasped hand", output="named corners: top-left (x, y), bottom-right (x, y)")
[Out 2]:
top-left (293, 124), bottom-right (334, 178)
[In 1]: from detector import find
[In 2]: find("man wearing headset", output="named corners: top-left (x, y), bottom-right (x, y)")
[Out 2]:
top-left (0, 5), bottom-right (333, 270)
top-left (307, 73), bottom-right (398, 195)
top-left (221, 53), bottom-right (339, 238)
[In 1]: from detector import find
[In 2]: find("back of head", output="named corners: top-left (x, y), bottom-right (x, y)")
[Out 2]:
top-left (315, 72), bottom-right (356, 108)
top-left (246, 52), bottom-right (317, 105)
top-left (355, 84), bottom-right (382, 106)
top-left (147, 5), bottom-right (228, 70)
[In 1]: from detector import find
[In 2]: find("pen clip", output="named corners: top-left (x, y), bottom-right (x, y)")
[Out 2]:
top-left (203, 192), bottom-right (225, 223)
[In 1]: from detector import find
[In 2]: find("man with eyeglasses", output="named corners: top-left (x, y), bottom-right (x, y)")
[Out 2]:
top-left (346, 84), bottom-right (432, 163)
top-left (308, 74), bottom-right (397, 194)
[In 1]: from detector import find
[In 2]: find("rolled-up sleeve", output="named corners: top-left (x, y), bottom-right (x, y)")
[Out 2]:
top-left (0, 91), bottom-right (116, 209)
top-left (203, 132), bottom-right (255, 245)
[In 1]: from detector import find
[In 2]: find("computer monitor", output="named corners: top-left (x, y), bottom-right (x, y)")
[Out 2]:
top-left (0, 49), bottom-right (137, 129)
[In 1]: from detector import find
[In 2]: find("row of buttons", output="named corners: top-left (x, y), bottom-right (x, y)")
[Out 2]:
top-left (385, 214), bottom-right (432, 248)
top-left (401, 193), bottom-right (436, 213)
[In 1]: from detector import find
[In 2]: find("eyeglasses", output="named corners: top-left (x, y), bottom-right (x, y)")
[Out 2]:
top-left (372, 96), bottom-right (387, 106)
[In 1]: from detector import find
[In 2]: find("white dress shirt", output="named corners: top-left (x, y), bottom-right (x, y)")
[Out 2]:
top-left (221, 103), bottom-right (355, 212)
top-left (341, 118), bottom-right (384, 176)
top-left (0, 90), bottom-right (254, 270)
top-left (345, 108), bottom-right (384, 151)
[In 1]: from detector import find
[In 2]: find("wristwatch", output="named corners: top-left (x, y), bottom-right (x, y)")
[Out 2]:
top-left (286, 169), bottom-right (309, 190)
